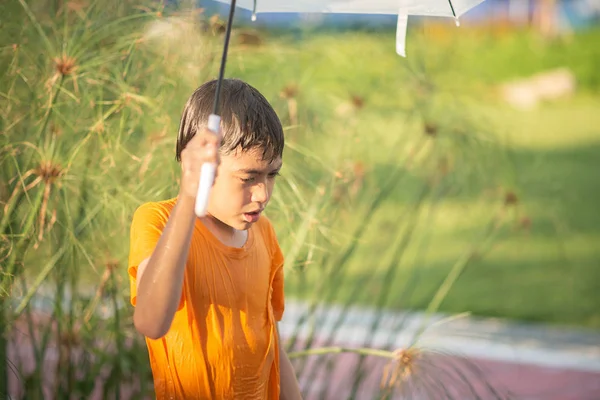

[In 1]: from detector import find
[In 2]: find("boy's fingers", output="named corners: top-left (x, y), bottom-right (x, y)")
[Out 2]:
top-left (202, 125), bottom-right (221, 137)
top-left (203, 129), bottom-right (221, 166)
top-left (181, 128), bottom-right (221, 166)
top-left (205, 134), bottom-right (220, 148)
top-left (205, 144), bottom-right (217, 158)
top-left (192, 128), bottom-right (220, 150)
top-left (204, 141), bottom-right (220, 165)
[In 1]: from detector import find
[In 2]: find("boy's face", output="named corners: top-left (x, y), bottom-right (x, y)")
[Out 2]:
top-left (207, 146), bottom-right (282, 231)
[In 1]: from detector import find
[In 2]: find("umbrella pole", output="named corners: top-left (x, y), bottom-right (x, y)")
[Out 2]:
top-left (447, 0), bottom-right (461, 26)
top-left (195, 0), bottom-right (237, 217)
top-left (212, 0), bottom-right (238, 117)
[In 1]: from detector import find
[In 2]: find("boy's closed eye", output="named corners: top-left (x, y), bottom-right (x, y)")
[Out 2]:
top-left (239, 170), bottom-right (281, 183)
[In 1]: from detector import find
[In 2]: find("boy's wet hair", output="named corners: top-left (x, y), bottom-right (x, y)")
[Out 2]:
top-left (176, 79), bottom-right (284, 162)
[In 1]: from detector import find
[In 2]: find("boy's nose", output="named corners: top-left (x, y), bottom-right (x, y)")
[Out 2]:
top-left (251, 183), bottom-right (268, 204)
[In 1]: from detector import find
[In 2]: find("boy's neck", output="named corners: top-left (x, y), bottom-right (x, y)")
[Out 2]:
top-left (200, 214), bottom-right (248, 248)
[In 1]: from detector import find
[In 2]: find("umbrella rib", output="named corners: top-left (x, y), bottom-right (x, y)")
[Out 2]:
top-left (213, 0), bottom-right (237, 116)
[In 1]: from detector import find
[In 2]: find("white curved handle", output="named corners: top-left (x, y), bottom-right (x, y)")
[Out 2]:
top-left (195, 114), bottom-right (221, 217)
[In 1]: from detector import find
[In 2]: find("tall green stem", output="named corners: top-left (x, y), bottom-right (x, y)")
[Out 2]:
top-left (0, 297), bottom-right (7, 400)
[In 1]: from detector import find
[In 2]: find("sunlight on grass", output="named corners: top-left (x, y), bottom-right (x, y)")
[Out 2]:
top-left (484, 100), bottom-right (600, 149)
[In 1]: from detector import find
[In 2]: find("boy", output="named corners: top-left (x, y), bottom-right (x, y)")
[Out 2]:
top-left (128, 79), bottom-right (302, 399)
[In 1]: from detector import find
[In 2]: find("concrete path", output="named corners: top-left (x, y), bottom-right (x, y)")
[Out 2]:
top-left (6, 300), bottom-right (600, 399)
top-left (280, 301), bottom-right (600, 399)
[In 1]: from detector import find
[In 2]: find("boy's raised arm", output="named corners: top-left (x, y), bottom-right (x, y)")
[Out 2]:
top-left (133, 128), bottom-right (220, 339)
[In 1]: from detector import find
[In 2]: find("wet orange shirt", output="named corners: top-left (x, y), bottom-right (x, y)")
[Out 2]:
top-left (128, 199), bottom-right (285, 399)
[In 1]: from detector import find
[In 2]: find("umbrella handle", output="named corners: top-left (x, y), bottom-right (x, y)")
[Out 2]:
top-left (194, 114), bottom-right (221, 217)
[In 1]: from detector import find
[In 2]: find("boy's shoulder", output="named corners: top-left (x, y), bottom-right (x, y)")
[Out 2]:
top-left (135, 197), bottom-right (177, 212)
top-left (132, 198), bottom-right (178, 225)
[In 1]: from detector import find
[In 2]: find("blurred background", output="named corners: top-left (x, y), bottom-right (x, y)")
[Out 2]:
top-left (1, 0), bottom-right (599, 398)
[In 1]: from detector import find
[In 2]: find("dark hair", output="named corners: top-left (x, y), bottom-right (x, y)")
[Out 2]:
top-left (176, 79), bottom-right (284, 162)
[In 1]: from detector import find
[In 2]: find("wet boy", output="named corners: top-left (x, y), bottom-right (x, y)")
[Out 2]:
top-left (128, 79), bottom-right (302, 399)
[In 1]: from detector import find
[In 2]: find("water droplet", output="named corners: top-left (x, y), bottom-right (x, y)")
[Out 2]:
top-left (454, 18), bottom-right (460, 27)
top-left (251, 13), bottom-right (257, 22)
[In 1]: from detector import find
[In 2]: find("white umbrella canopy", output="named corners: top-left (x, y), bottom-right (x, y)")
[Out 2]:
top-left (194, 0), bottom-right (488, 217)
top-left (214, 0), bottom-right (486, 56)
top-left (219, 0), bottom-right (485, 17)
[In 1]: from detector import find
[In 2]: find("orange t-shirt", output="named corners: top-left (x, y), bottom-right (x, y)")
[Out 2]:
top-left (128, 198), bottom-right (285, 399)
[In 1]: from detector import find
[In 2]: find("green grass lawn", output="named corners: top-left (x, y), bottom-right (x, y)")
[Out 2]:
top-left (322, 100), bottom-right (600, 328)
top-left (231, 27), bottom-right (600, 329)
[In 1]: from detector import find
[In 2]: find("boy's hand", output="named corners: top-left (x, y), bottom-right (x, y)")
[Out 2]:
top-left (179, 127), bottom-right (221, 199)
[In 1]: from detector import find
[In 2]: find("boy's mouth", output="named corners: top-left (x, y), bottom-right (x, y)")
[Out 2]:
top-left (243, 210), bottom-right (262, 223)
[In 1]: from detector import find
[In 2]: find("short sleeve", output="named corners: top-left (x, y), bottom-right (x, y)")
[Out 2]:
top-left (268, 223), bottom-right (285, 322)
top-left (128, 202), bottom-right (185, 309)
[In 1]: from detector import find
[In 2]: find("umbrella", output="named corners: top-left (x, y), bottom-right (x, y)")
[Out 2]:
top-left (195, 0), bottom-right (487, 216)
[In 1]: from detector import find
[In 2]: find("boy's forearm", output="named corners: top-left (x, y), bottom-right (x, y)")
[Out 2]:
top-left (278, 326), bottom-right (302, 400)
top-left (280, 350), bottom-right (302, 400)
top-left (133, 194), bottom-right (197, 339)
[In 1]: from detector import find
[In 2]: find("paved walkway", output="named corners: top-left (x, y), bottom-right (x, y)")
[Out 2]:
top-left (6, 300), bottom-right (600, 399)
top-left (280, 301), bottom-right (600, 399)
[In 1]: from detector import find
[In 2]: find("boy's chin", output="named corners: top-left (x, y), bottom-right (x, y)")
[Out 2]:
top-left (237, 223), bottom-right (252, 231)
top-left (206, 212), bottom-right (259, 231)
top-left (236, 219), bottom-right (256, 231)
